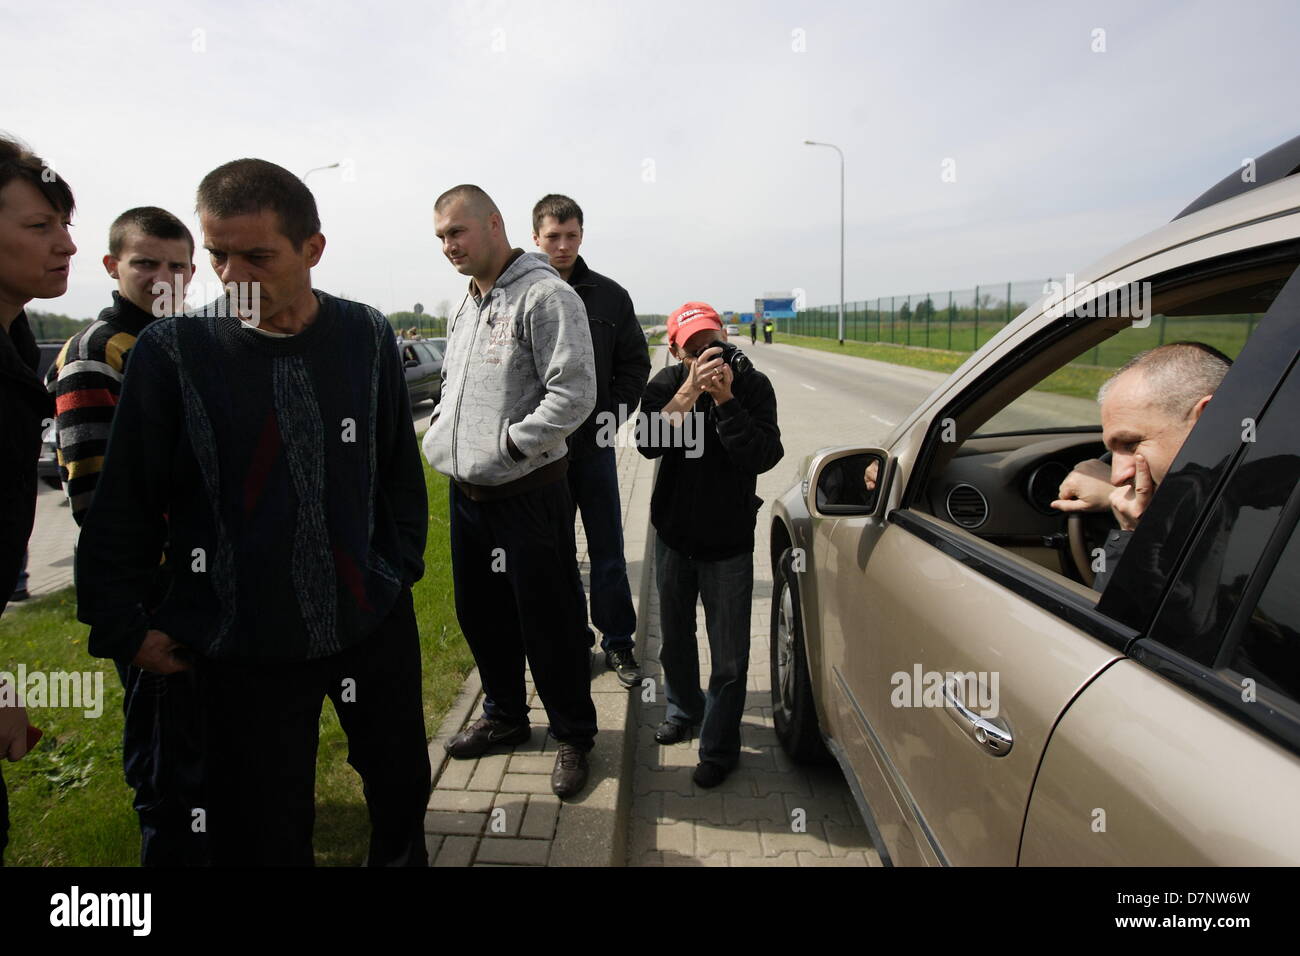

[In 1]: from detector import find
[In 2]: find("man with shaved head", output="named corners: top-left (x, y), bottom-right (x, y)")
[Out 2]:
top-left (425, 184), bottom-right (598, 799)
top-left (1052, 341), bottom-right (1232, 589)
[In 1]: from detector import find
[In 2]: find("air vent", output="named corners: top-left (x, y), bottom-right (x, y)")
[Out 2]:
top-left (946, 484), bottom-right (988, 529)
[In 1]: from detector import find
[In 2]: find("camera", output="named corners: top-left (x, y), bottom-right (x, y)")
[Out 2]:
top-left (700, 340), bottom-right (753, 376)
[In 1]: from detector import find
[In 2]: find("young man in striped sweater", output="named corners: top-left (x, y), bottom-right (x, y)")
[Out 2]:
top-left (48, 206), bottom-right (203, 865)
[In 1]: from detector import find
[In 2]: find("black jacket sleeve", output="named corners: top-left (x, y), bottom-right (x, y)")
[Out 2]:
top-left (713, 370), bottom-right (784, 476)
top-left (635, 366), bottom-right (683, 460)
top-left (609, 290), bottom-right (651, 425)
top-left (74, 326), bottom-right (176, 666)
top-left (375, 324), bottom-right (428, 587)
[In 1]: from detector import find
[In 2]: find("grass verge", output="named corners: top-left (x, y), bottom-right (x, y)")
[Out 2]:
top-left (2, 460), bottom-right (472, 866)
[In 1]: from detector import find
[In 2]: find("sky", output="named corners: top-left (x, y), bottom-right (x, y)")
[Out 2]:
top-left (3, 0), bottom-right (1297, 319)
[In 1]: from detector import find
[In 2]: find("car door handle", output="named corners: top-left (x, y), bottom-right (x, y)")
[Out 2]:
top-left (943, 676), bottom-right (1013, 757)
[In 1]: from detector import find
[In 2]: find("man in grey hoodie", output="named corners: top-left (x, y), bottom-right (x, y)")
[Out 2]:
top-left (424, 185), bottom-right (598, 799)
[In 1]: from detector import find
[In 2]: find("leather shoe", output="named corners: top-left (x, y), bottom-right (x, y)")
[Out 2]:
top-left (654, 720), bottom-right (693, 745)
top-left (445, 716), bottom-right (530, 759)
top-left (551, 742), bottom-right (589, 799)
top-left (604, 648), bottom-right (642, 689)
top-left (692, 760), bottom-right (730, 789)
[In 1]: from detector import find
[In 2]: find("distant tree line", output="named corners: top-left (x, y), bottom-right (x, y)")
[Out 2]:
top-left (27, 309), bottom-right (91, 342)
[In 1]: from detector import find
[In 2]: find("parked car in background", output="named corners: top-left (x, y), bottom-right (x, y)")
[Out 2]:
top-left (400, 339), bottom-right (442, 406)
top-left (768, 133), bottom-right (1300, 866)
top-left (36, 342), bottom-right (63, 490)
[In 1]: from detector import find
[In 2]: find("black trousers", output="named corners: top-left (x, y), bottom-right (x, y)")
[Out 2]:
top-left (196, 588), bottom-right (431, 866)
top-left (449, 477), bottom-right (597, 750)
top-left (114, 662), bottom-right (207, 866)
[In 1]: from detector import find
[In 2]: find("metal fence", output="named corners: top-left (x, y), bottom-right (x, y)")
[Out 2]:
top-left (391, 316), bottom-right (449, 339)
top-left (793, 278), bottom-right (1260, 368)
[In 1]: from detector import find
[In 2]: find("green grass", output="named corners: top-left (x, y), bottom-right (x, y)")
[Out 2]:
top-left (778, 333), bottom-right (971, 376)
top-left (646, 331), bottom-right (665, 347)
top-left (2, 460), bottom-right (473, 867)
top-left (778, 313), bottom-right (1257, 401)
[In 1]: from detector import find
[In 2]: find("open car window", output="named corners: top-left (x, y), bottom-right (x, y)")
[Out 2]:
top-left (905, 245), bottom-right (1300, 594)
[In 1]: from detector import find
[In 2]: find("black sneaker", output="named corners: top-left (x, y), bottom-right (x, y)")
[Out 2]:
top-left (604, 648), bottom-right (642, 689)
top-left (692, 760), bottom-right (730, 789)
top-left (654, 720), bottom-right (693, 745)
top-left (444, 716), bottom-right (530, 759)
top-left (9, 588), bottom-right (29, 602)
top-left (551, 742), bottom-right (589, 799)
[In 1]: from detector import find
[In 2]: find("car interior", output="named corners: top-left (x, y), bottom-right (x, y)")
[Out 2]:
top-left (910, 248), bottom-right (1300, 592)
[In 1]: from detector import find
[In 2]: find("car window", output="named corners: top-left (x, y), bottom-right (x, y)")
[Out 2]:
top-left (402, 345), bottom-right (418, 364)
top-left (418, 344), bottom-right (439, 364)
top-left (901, 246), bottom-right (1300, 607)
top-left (976, 272), bottom-right (1287, 437)
top-left (1223, 508), bottom-right (1300, 710)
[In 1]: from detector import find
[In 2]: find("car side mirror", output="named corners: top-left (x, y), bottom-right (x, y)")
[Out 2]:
top-left (403, 359), bottom-right (418, 368)
top-left (811, 451), bottom-right (887, 516)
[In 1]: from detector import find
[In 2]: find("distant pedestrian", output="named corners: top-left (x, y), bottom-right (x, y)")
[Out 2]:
top-left (750, 321), bottom-right (756, 345)
top-left (426, 184), bottom-right (598, 799)
top-left (532, 193), bottom-right (650, 688)
top-left (763, 319), bottom-right (773, 344)
top-left (637, 302), bottom-right (783, 788)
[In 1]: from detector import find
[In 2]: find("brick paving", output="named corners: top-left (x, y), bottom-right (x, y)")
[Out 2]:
top-left (424, 411), bottom-right (652, 867)
top-left (625, 541), bottom-right (881, 867)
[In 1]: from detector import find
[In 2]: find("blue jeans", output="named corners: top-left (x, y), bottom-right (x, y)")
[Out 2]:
top-left (654, 533), bottom-right (753, 768)
top-left (568, 448), bottom-right (637, 653)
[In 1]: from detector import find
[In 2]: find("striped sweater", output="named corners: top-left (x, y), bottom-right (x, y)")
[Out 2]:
top-left (48, 292), bottom-right (157, 524)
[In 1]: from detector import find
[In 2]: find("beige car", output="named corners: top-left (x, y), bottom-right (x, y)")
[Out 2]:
top-left (769, 134), bottom-right (1300, 865)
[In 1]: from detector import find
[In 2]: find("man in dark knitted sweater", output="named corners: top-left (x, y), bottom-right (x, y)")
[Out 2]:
top-left (75, 160), bottom-right (431, 866)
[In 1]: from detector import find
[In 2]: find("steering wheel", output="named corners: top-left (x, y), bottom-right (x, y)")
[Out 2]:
top-left (1067, 451), bottom-right (1113, 587)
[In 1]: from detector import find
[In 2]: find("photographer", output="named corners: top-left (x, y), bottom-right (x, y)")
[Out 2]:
top-left (636, 302), bottom-right (783, 788)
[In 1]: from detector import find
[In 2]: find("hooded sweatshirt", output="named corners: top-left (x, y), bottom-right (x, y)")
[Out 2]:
top-left (423, 251), bottom-right (595, 489)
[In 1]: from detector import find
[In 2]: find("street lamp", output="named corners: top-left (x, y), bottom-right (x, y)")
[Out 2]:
top-left (804, 140), bottom-right (845, 345)
top-left (301, 163), bottom-right (340, 182)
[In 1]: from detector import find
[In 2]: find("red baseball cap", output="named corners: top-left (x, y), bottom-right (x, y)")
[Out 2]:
top-left (667, 302), bottom-right (723, 349)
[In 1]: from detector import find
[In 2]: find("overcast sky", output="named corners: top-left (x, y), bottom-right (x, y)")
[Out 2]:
top-left (3, 0), bottom-right (1296, 319)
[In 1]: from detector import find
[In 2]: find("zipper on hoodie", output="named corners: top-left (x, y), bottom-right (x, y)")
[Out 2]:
top-left (449, 291), bottom-right (491, 481)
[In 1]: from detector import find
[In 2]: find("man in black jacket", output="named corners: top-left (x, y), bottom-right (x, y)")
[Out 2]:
top-left (0, 134), bottom-right (78, 863)
top-left (636, 302), bottom-right (783, 788)
top-left (533, 195), bottom-right (651, 687)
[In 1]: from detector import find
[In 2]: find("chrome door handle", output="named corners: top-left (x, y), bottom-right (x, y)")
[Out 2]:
top-left (943, 677), bottom-right (1013, 757)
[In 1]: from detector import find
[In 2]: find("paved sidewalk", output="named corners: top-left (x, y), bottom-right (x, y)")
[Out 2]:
top-left (13, 483), bottom-right (77, 601)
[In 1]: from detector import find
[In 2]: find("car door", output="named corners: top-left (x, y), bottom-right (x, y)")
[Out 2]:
top-left (815, 249), bottom-right (1300, 865)
top-left (1023, 311), bottom-right (1300, 864)
top-left (815, 459), bottom-right (1124, 866)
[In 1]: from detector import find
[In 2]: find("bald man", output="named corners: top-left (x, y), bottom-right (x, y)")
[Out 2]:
top-left (1052, 341), bottom-right (1232, 590)
top-left (424, 185), bottom-right (598, 799)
